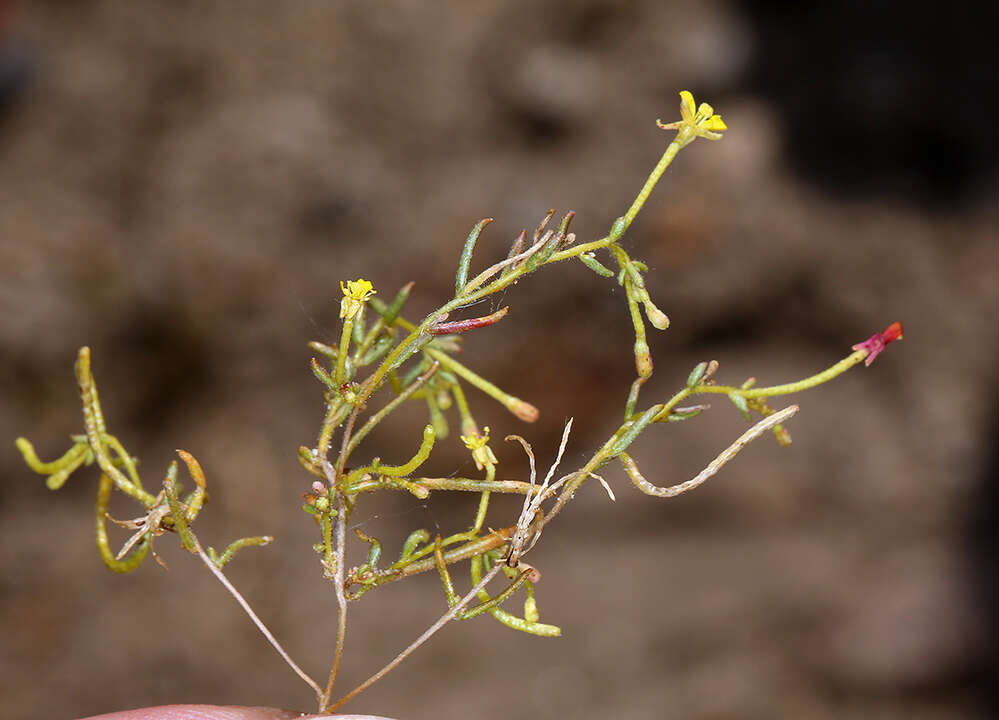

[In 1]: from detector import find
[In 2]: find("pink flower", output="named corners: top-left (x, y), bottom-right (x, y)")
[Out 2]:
top-left (852, 322), bottom-right (904, 366)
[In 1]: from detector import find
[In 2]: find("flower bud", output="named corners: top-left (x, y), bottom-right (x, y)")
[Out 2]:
top-left (508, 398), bottom-right (540, 423)
top-left (642, 299), bottom-right (670, 330)
top-left (634, 340), bottom-right (653, 378)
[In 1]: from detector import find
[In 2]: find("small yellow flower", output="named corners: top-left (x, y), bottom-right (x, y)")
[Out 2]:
top-left (657, 90), bottom-right (727, 148)
top-left (339, 278), bottom-right (376, 320)
top-left (460, 427), bottom-right (498, 471)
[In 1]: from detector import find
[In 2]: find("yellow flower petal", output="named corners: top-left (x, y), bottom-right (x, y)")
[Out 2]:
top-left (660, 91), bottom-right (727, 146)
top-left (342, 278), bottom-right (376, 301)
top-left (703, 115), bottom-right (727, 131)
top-left (678, 90), bottom-right (696, 122)
top-left (460, 428), bottom-right (490, 451)
top-left (461, 427), bottom-right (497, 470)
top-left (339, 278), bottom-right (376, 319)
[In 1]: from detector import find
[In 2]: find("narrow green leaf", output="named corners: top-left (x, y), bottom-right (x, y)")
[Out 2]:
top-left (687, 362), bottom-right (708, 387)
top-left (607, 404), bottom-right (664, 458)
top-left (401, 529), bottom-right (430, 560)
top-left (728, 392), bottom-right (751, 420)
top-left (609, 215), bottom-right (627, 241)
top-left (359, 335), bottom-right (395, 366)
top-left (666, 406), bottom-right (707, 422)
top-left (579, 252), bottom-right (614, 277)
top-left (456, 218), bottom-right (493, 296)
top-left (311, 357), bottom-right (335, 388)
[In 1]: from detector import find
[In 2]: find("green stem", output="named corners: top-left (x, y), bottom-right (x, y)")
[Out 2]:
top-left (343, 362), bottom-right (439, 462)
top-left (655, 349), bottom-right (867, 421)
top-left (76, 348), bottom-right (155, 506)
top-left (618, 141), bottom-right (682, 234)
top-left (95, 473), bottom-right (150, 573)
top-left (470, 465), bottom-right (495, 533)
top-left (345, 425), bottom-right (435, 486)
top-left (424, 347), bottom-right (537, 422)
top-left (334, 319), bottom-right (353, 387)
top-left (346, 476), bottom-right (535, 495)
top-left (317, 398), bottom-right (347, 460)
top-left (450, 381), bottom-right (478, 437)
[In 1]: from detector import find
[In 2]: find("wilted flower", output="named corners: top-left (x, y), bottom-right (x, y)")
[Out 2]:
top-left (852, 321), bottom-right (904, 366)
top-left (460, 427), bottom-right (498, 471)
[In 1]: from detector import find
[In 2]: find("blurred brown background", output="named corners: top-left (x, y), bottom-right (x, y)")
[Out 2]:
top-left (2, 2), bottom-right (997, 719)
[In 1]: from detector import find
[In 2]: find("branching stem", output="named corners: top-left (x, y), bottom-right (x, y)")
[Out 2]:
top-left (328, 563), bottom-right (503, 712)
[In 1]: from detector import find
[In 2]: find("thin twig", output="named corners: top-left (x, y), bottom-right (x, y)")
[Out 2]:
top-left (194, 544), bottom-right (323, 705)
top-left (328, 562), bottom-right (504, 713)
top-left (625, 405), bottom-right (799, 497)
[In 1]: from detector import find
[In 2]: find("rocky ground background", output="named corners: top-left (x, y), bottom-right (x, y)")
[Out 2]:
top-left (2, 2), bottom-right (997, 719)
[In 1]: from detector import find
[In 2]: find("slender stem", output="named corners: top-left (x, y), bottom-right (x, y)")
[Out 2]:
top-left (654, 350), bottom-right (867, 421)
top-left (76, 349), bottom-right (156, 506)
top-left (722, 350), bottom-right (867, 398)
top-left (620, 141), bottom-right (681, 233)
top-left (334, 319), bottom-right (353, 387)
top-left (344, 362), bottom-right (440, 461)
top-left (460, 567), bottom-right (532, 620)
top-left (346, 475), bottom-right (535, 495)
top-left (470, 465), bottom-right (496, 533)
top-left (355, 325), bottom-right (426, 408)
top-left (424, 347), bottom-right (537, 421)
top-left (450, 381), bottom-right (477, 436)
top-left (622, 274), bottom-right (651, 417)
top-left (548, 236), bottom-right (614, 264)
top-left (316, 398), bottom-right (345, 460)
top-left (322, 492), bottom-right (351, 709)
top-left (545, 350), bottom-right (870, 527)
top-left (194, 544), bottom-right (323, 706)
top-left (328, 563), bottom-right (504, 713)
top-left (95, 473), bottom-right (150, 573)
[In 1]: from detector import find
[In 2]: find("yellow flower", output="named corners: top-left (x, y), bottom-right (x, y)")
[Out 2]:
top-left (460, 427), bottom-right (498, 471)
top-left (339, 278), bottom-right (376, 320)
top-left (657, 90), bottom-right (727, 148)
